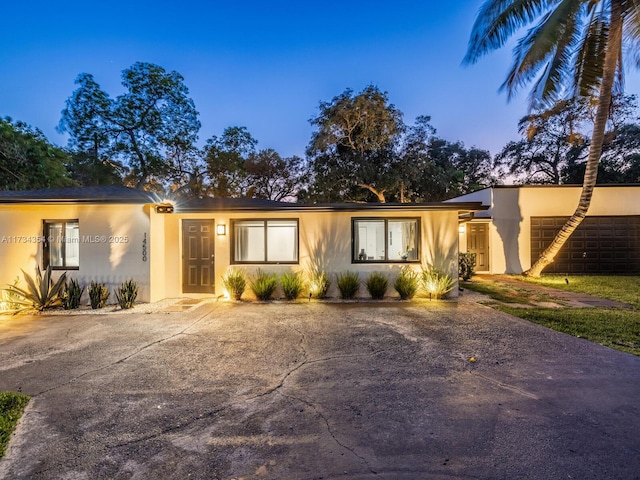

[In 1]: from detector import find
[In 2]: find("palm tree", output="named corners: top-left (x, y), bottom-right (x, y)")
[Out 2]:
top-left (464, 0), bottom-right (638, 277)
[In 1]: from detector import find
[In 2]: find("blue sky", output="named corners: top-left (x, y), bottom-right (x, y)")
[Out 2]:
top-left (3, 1), bottom-right (639, 158)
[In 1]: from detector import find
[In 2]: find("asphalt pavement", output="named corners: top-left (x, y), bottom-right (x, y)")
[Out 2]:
top-left (1, 298), bottom-right (639, 479)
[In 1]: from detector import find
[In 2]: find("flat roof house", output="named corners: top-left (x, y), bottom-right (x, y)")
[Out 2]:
top-left (448, 185), bottom-right (640, 275)
top-left (0, 186), bottom-right (486, 303)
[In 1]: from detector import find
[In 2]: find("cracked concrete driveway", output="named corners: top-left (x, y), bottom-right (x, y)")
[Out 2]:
top-left (1, 299), bottom-right (639, 480)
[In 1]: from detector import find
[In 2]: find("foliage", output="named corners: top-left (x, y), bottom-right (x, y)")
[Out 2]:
top-left (249, 269), bottom-right (278, 301)
top-left (308, 270), bottom-right (331, 299)
top-left (222, 269), bottom-right (246, 301)
top-left (280, 272), bottom-right (305, 301)
top-left (59, 62), bottom-right (201, 190)
top-left (204, 127), bottom-right (307, 200)
top-left (365, 272), bottom-right (388, 300)
top-left (336, 271), bottom-right (360, 299)
top-left (0, 391), bottom-right (30, 458)
top-left (421, 267), bottom-right (454, 299)
top-left (393, 267), bottom-right (419, 300)
top-left (458, 253), bottom-right (477, 281)
top-left (5, 266), bottom-right (67, 313)
top-left (0, 278), bottom-right (21, 313)
top-left (304, 85), bottom-right (403, 203)
top-left (115, 279), bottom-right (138, 309)
top-left (61, 278), bottom-right (84, 310)
top-left (88, 281), bottom-right (110, 309)
top-left (0, 117), bottom-right (75, 190)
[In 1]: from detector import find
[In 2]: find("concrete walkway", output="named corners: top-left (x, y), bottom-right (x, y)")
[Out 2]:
top-left (1, 300), bottom-right (639, 479)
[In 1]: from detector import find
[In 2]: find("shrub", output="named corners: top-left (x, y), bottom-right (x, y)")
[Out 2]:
top-left (337, 271), bottom-right (360, 299)
top-left (0, 278), bottom-right (21, 313)
top-left (421, 267), bottom-right (454, 299)
top-left (459, 253), bottom-right (477, 281)
top-left (281, 272), bottom-right (304, 301)
top-left (249, 269), bottom-right (278, 301)
top-left (393, 266), bottom-right (419, 300)
top-left (61, 278), bottom-right (84, 310)
top-left (222, 269), bottom-right (246, 301)
top-left (88, 281), bottom-right (110, 309)
top-left (366, 272), bottom-right (388, 300)
top-left (308, 270), bottom-right (331, 299)
top-left (5, 266), bottom-right (67, 313)
top-left (115, 279), bottom-right (138, 309)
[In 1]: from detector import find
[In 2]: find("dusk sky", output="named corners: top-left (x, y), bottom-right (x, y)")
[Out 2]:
top-left (3, 0), bottom-right (640, 158)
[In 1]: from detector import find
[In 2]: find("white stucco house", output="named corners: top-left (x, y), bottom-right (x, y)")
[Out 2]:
top-left (0, 186), bottom-right (486, 302)
top-left (449, 185), bottom-right (640, 275)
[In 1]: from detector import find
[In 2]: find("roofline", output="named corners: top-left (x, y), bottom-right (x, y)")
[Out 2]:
top-left (492, 183), bottom-right (640, 189)
top-left (174, 201), bottom-right (488, 214)
top-left (0, 197), bottom-right (156, 205)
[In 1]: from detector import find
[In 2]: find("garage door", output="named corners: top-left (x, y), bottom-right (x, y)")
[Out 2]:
top-left (531, 216), bottom-right (640, 274)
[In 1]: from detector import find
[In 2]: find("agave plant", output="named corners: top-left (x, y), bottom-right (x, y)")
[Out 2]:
top-left (5, 266), bottom-right (67, 313)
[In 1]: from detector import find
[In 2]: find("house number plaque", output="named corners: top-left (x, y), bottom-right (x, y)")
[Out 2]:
top-left (142, 233), bottom-right (147, 262)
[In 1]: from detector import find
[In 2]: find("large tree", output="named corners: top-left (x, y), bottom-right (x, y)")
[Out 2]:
top-left (305, 85), bottom-right (403, 203)
top-left (0, 117), bottom-right (75, 190)
top-left (59, 62), bottom-right (201, 190)
top-left (465, 0), bottom-right (640, 277)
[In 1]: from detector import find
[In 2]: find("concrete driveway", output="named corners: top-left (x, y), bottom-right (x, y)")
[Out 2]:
top-left (1, 299), bottom-right (639, 480)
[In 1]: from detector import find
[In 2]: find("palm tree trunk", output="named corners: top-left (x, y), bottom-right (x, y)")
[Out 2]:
top-left (524, 1), bottom-right (623, 277)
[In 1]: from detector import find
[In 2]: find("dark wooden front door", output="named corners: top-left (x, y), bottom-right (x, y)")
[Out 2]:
top-left (467, 223), bottom-right (489, 271)
top-left (182, 220), bottom-right (215, 294)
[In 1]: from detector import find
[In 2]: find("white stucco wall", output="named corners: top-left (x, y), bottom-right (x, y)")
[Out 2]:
top-left (156, 208), bottom-right (461, 300)
top-left (489, 186), bottom-right (640, 273)
top-left (0, 203), bottom-right (152, 303)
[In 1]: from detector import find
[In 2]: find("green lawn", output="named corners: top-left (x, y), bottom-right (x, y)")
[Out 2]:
top-left (519, 275), bottom-right (640, 308)
top-left (463, 276), bottom-right (640, 357)
top-left (0, 391), bottom-right (30, 458)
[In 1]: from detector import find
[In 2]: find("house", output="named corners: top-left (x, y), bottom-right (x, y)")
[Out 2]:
top-left (0, 186), bottom-right (486, 302)
top-left (448, 185), bottom-right (640, 275)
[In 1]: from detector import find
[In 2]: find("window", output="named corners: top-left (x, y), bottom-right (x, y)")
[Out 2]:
top-left (43, 220), bottom-right (79, 269)
top-left (353, 218), bottom-right (419, 263)
top-left (233, 219), bottom-right (298, 263)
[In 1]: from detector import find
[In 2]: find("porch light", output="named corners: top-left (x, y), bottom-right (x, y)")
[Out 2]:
top-left (216, 224), bottom-right (227, 236)
top-left (458, 224), bottom-right (466, 233)
top-left (156, 204), bottom-right (174, 214)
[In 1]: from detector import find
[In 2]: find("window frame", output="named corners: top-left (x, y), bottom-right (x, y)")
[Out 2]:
top-left (43, 219), bottom-right (80, 270)
top-left (231, 218), bottom-right (299, 265)
top-left (351, 217), bottom-right (421, 264)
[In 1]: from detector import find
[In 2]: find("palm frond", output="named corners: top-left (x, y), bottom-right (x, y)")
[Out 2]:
top-left (573, 8), bottom-right (608, 98)
top-left (465, 0), bottom-right (558, 64)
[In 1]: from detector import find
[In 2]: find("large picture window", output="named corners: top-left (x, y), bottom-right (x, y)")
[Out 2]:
top-left (233, 219), bottom-right (298, 263)
top-left (44, 220), bottom-right (80, 269)
top-left (353, 218), bottom-right (419, 263)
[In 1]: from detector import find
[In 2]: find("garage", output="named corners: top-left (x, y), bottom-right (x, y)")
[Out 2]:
top-left (531, 216), bottom-right (640, 274)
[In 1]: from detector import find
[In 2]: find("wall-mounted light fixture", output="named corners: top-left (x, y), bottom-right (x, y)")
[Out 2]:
top-left (458, 224), bottom-right (466, 233)
top-left (216, 224), bottom-right (227, 236)
top-left (155, 204), bottom-right (174, 214)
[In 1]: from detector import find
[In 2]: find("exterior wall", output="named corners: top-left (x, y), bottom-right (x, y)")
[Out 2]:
top-left (490, 186), bottom-right (640, 274)
top-left (159, 209), bottom-right (461, 300)
top-left (0, 203), bottom-right (152, 302)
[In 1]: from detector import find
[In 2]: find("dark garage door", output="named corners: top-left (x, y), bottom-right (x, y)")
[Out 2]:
top-left (531, 216), bottom-right (640, 274)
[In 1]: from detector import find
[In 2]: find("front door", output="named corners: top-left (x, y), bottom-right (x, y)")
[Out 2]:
top-left (182, 220), bottom-right (215, 294)
top-left (467, 223), bottom-right (489, 271)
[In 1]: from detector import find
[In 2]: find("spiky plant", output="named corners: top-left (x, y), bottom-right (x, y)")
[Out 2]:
top-left (222, 269), bottom-right (247, 301)
top-left (421, 267), bottom-right (454, 299)
top-left (308, 270), bottom-right (331, 299)
top-left (365, 272), bottom-right (388, 300)
top-left (249, 269), bottom-right (278, 301)
top-left (281, 271), bottom-right (304, 301)
top-left (393, 266), bottom-right (419, 300)
top-left (88, 281), bottom-right (110, 309)
top-left (337, 271), bottom-right (360, 299)
top-left (61, 278), bottom-right (84, 310)
top-left (115, 279), bottom-right (138, 309)
top-left (5, 266), bottom-right (67, 313)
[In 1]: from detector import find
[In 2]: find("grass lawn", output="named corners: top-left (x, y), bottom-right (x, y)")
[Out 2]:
top-left (463, 276), bottom-right (640, 357)
top-left (0, 391), bottom-right (30, 458)
top-left (519, 275), bottom-right (640, 308)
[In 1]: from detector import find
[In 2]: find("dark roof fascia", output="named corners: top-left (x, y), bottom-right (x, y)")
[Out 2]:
top-left (493, 183), bottom-right (640, 189)
top-left (175, 201), bottom-right (488, 214)
top-left (0, 187), bottom-right (159, 205)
